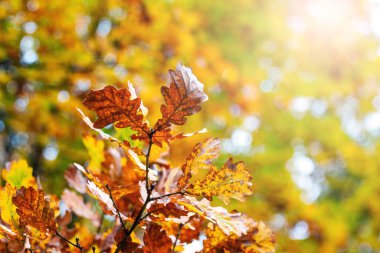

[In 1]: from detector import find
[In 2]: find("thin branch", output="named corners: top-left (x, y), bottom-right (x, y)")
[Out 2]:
top-left (96, 212), bottom-right (105, 234)
top-left (115, 129), bottom-right (156, 253)
top-left (172, 223), bottom-right (184, 253)
top-left (149, 191), bottom-right (185, 201)
top-left (106, 184), bottom-right (128, 234)
top-left (55, 231), bottom-right (83, 252)
top-left (145, 129), bottom-right (155, 193)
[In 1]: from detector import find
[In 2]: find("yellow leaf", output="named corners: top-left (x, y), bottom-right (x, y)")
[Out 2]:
top-left (177, 137), bottom-right (221, 188)
top-left (187, 158), bottom-right (253, 204)
top-left (83, 135), bottom-right (105, 174)
top-left (243, 222), bottom-right (276, 253)
top-left (2, 160), bottom-right (35, 188)
top-left (0, 184), bottom-right (19, 232)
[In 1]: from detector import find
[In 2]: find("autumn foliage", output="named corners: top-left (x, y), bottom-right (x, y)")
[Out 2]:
top-left (0, 65), bottom-right (275, 252)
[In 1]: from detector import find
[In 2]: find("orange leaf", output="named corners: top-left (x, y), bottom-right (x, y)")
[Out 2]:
top-left (12, 186), bottom-right (56, 233)
top-left (143, 223), bottom-right (172, 253)
top-left (148, 202), bottom-right (189, 221)
top-left (83, 85), bottom-right (150, 139)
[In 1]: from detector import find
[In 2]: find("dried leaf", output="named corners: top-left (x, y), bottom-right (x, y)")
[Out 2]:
top-left (12, 186), bottom-right (56, 233)
top-left (110, 185), bottom-right (140, 200)
top-left (143, 223), bottom-right (172, 253)
top-left (203, 224), bottom-right (241, 252)
top-left (82, 85), bottom-right (149, 138)
top-left (86, 181), bottom-right (128, 221)
top-left (61, 189), bottom-right (100, 226)
top-left (177, 138), bottom-right (221, 189)
top-left (78, 108), bottom-right (145, 155)
top-left (148, 202), bottom-right (189, 222)
top-left (202, 221), bottom-right (275, 253)
top-left (154, 64), bottom-right (208, 131)
top-left (243, 222), bottom-right (276, 253)
top-left (114, 229), bottom-right (141, 253)
top-left (0, 224), bottom-right (18, 240)
top-left (187, 158), bottom-right (253, 204)
top-left (64, 166), bottom-right (87, 194)
top-left (178, 196), bottom-right (252, 236)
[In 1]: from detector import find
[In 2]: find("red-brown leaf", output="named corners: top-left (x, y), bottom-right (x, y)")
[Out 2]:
top-left (154, 64), bottom-right (208, 132)
top-left (143, 223), bottom-right (172, 253)
top-left (12, 186), bottom-right (56, 233)
top-left (83, 85), bottom-right (149, 138)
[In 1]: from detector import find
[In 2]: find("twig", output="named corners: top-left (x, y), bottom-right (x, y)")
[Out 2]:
top-left (96, 212), bottom-right (105, 234)
top-left (115, 129), bottom-right (156, 253)
top-left (55, 231), bottom-right (83, 252)
top-left (149, 191), bottom-right (185, 201)
top-left (106, 184), bottom-right (128, 234)
top-left (172, 223), bottom-right (184, 253)
top-left (145, 129), bottom-right (155, 193)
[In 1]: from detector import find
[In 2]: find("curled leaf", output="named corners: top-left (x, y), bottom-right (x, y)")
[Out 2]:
top-left (178, 196), bottom-right (252, 236)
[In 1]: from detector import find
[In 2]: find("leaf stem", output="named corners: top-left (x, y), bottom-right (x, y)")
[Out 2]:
top-left (172, 223), bottom-right (184, 253)
top-left (149, 191), bottom-right (185, 201)
top-left (106, 184), bottom-right (128, 234)
top-left (115, 129), bottom-right (156, 253)
top-left (55, 231), bottom-right (83, 252)
top-left (145, 129), bottom-right (155, 193)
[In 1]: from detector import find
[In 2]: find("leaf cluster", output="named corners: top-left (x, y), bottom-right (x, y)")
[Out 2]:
top-left (0, 65), bottom-right (275, 253)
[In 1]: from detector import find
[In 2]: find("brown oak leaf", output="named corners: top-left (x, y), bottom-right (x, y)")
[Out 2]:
top-left (83, 85), bottom-right (150, 139)
top-left (154, 64), bottom-right (208, 133)
top-left (12, 186), bottom-right (56, 233)
top-left (147, 202), bottom-right (189, 221)
top-left (143, 223), bottom-right (172, 253)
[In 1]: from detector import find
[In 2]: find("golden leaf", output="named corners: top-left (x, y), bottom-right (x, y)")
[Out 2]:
top-left (0, 184), bottom-right (19, 234)
top-left (177, 137), bottom-right (221, 189)
top-left (186, 158), bottom-right (253, 204)
top-left (83, 135), bottom-right (105, 174)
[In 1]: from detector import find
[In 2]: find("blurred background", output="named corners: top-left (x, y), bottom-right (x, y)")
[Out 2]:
top-left (1, 0), bottom-right (380, 252)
